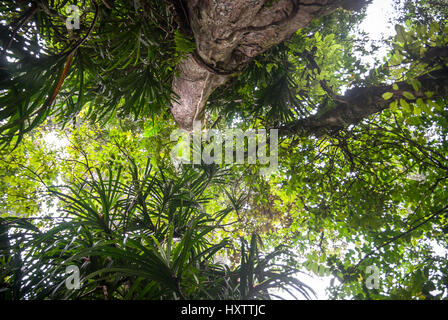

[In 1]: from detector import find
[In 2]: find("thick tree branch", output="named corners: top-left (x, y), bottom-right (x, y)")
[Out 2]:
top-left (278, 68), bottom-right (448, 137)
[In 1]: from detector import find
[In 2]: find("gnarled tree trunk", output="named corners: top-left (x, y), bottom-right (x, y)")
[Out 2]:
top-left (171, 0), bottom-right (370, 130)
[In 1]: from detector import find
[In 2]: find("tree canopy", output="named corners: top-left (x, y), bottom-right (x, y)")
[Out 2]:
top-left (1, 0), bottom-right (448, 300)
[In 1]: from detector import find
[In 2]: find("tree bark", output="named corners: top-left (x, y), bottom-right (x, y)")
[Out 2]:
top-left (171, 0), bottom-right (371, 130)
top-left (278, 68), bottom-right (448, 137)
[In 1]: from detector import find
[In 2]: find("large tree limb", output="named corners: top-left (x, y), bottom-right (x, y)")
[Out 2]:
top-left (278, 68), bottom-right (448, 137)
top-left (171, 0), bottom-right (371, 130)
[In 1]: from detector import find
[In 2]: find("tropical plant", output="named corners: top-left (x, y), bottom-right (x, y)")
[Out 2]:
top-left (1, 0), bottom-right (448, 300)
top-left (1, 147), bottom-right (314, 300)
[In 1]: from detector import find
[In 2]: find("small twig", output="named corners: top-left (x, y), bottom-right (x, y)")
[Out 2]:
top-left (210, 114), bottom-right (222, 130)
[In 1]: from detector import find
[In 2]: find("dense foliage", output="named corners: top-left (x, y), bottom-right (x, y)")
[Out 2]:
top-left (1, 0), bottom-right (448, 300)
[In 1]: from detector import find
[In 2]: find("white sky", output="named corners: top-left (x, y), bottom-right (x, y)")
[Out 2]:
top-left (360, 0), bottom-right (395, 42)
top-left (357, 0), bottom-right (396, 68)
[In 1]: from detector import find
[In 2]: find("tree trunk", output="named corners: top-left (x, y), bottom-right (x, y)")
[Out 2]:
top-left (171, 0), bottom-right (371, 130)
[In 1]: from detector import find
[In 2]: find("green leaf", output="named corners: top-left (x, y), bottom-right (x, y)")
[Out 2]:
top-left (390, 100), bottom-right (398, 112)
top-left (416, 98), bottom-right (432, 114)
top-left (395, 25), bottom-right (407, 43)
top-left (174, 30), bottom-right (196, 55)
top-left (429, 22), bottom-right (439, 34)
top-left (408, 79), bottom-right (421, 92)
top-left (427, 99), bottom-right (443, 111)
top-left (400, 99), bottom-right (411, 113)
top-left (413, 105), bottom-right (422, 116)
top-left (403, 91), bottom-right (416, 100)
top-left (382, 92), bottom-right (394, 100)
